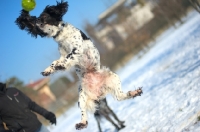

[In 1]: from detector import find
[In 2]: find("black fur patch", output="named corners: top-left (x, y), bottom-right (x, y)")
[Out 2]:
top-left (15, 10), bottom-right (48, 38)
top-left (79, 30), bottom-right (90, 40)
top-left (53, 23), bottom-right (65, 39)
top-left (66, 53), bottom-right (73, 59)
top-left (72, 48), bottom-right (77, 54)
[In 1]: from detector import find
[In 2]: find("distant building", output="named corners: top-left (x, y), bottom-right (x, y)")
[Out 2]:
top-left (27, 78), bottom-right (56, 108)
top-left (85, 0), bottom-right (154, 51)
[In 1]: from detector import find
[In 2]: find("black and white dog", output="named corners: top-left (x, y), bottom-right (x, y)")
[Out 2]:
top-left (15, 1), bottom-right (142, 130)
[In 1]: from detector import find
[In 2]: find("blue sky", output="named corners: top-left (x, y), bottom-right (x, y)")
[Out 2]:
top-left (0, 0), bottom-right (117, 84)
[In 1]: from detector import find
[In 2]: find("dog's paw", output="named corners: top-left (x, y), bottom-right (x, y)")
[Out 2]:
top-left (128, 87), bottom-right (143, 98)
top-left (119, 121), bottom-right (126, 129)
top-left (75, 121), bottom-right (88, 130)
top-left (41, 71), bottom-right (51, 76)
top-left (119, 121), bottom-right (125, 125)
top-left (120, 124), bottom-right (126, 129)
top-left (41, 67), bottom-right (54, 76)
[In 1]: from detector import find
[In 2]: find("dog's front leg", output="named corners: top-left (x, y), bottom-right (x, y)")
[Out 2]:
top-left (41, 57), bottom-right (65, 76)
top-left (55, 48), bottom-right (81, 70)
top-left (76, 86), bottom-right (88, 130)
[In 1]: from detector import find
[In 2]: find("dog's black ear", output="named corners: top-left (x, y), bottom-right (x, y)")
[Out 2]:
top-left (43, 0), bottom-right (68, 21)
top-left (15, 10), bottom-right (47, 38)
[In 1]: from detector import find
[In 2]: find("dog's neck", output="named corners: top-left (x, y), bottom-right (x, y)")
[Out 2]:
top-left (53, 22), bottom-right (66, 39)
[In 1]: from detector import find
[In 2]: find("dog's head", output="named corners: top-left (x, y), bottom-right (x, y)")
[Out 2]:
top-left (15, 1), bottom-right (68, 38)
top-left (36, 1), bottom-right (68, 30)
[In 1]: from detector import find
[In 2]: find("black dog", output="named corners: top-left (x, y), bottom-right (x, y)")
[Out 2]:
top-left (15, 1), bottom-right (143, 130)
top-left (95, 99), bottom-right (125, 132)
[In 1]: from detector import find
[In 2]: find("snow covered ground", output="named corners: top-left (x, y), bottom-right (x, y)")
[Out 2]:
top-left (48, 11), bottom-right (200, 132)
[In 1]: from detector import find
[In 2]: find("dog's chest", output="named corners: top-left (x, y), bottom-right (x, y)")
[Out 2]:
top-left (58, 42), bottom-right (71, 56)
top-left (55, 25), bottom-right (83, 56)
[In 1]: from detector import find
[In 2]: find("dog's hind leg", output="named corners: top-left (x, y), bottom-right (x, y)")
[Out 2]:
top-left (100, 110), bottom-right (121, 130)
top-left (105, 103), bottom-right (125, 128)
top-left (94, 111), bottom-right (103, 132)
top-left (76, 86), bottom-right (89, 130)
top-left (106, 72), bottom-right (143, 101)
top-left (101, 99), bottom-right (125, 129)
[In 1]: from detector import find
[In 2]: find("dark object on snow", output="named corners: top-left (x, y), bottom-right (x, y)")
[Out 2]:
top-left (94, 98), bottom-right (125, 132)
top-left (189, 0), bottom-right (200, 13)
